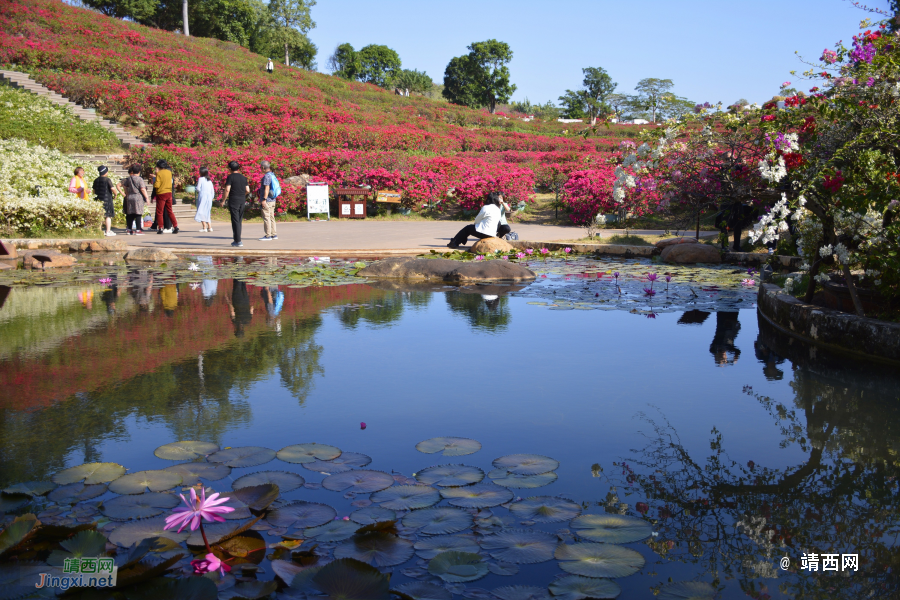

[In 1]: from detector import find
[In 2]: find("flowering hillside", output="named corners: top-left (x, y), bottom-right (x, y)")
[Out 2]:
top-left (0, 0), bottom-right (633, 213)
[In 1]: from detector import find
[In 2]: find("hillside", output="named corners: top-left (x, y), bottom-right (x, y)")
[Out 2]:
top-left (0, 0), bottom-right (635, 213)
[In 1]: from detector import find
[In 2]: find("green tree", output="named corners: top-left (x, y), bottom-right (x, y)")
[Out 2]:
top-left (355, 44), bottom-right (402, 88)
top-left (389, 68), bottom-right (433, 96)
top-left (606, 93), bottom-right (628, 121)
top-left (268, 0), bottom-right (316, 67)
top-left (557, 90), bottom-right (586, 120)
top-left (558, 67), bottom-right (616, 125)
top-left (442, 39), bottom-right (516, 113)
top-left (631, 77), bottom-right (674, 122)
top-left (509, 98), bottom-right (560, 120)
top-left (327, 43), bottom-right (359, 80)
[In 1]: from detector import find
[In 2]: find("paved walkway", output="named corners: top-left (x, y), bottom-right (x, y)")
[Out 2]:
top-left (126, 221), bottom-right (694, 254)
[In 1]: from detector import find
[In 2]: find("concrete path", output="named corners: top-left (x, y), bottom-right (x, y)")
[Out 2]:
top-left (124, 221), bottom-right (693, 254)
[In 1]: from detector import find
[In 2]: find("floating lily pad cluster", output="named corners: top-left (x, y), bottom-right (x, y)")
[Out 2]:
top-left (0, 437), bottom-right (716, 600)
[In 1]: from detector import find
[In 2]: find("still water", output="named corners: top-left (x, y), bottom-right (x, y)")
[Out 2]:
top-left (1, 256), bottom-right (898, 600)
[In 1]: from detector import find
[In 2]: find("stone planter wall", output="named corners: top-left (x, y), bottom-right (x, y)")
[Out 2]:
top-left (757, 283), bottom-right (900, 364)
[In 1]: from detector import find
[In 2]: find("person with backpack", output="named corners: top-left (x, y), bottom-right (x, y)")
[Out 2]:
top-left (258, 160), bottom-right (280, 241)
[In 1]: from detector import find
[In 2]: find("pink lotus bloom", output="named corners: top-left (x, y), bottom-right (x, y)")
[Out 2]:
top-left (540, 248), bottom-right (549, 254)
top-left (665, 275), bottom-right (672, 283)
top-left (647, 273), bottom-right (658, 282)
top-left (99, 278), bottom-right (112, 284)
top-left (564, 247), bottom-right (572, 253)
top-left (516, 252), bottom-right (525, 259)
top-left (475, 255), bottom-right (484, 261)
top-left (164, 487), bottom-right (234, 533)
top-left (502, 256), bottom-right (509, 260)
top-left (526, 248), bottom-right (534, 255)
top-left (191, 553), bottom-right (231, 576)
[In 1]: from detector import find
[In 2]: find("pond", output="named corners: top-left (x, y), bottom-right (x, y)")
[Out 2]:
top-left (1, 255), bottom-right (898, 600)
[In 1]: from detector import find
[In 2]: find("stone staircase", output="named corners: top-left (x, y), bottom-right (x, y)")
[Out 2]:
top-left (0, 69), bottom-right (148, 148)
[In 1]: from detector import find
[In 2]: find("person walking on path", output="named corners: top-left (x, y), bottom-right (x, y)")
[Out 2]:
top-left (258, 160), bottom-right (279, 241)
top-left (68, 167), bottom-right (88, 201)
top-left (122, 164), bottom-right (150, 235)
top-left (223, 161), bottom-right (250, 247)
top-left (153, 160), bottom-right (179, 234)
top-left (92, 166), bottom-right (122, 237)
top-left (194, 166), bottom-right (214, 232)
top-left (447, 192), bottom-right (502, 249)
top-left (266, 58), bottom-right (274, 74)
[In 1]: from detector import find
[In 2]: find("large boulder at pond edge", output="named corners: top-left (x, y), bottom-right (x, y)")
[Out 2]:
top-left (470, 237), bottom-right (514, 255)
top-left (0, 241), bottom-right (17, 258)
top-left (661, 242), bottom-right (721, 264)
top-left (357, 257), bottom-right (535, 282)
top-left (655, 236), bottom-right (698, 250)
top-left (21, 249), bottom-right (76, 268)
top-left (125, 247), bottom-right (179, 262)
top-left (69, 239), bottom-right (129, 252)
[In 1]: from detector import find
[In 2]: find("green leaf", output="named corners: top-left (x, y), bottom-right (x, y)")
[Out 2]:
top-left (323, 470), bottom-right (395, 493)
top-left (569, 514), bottom-right (652, 544)
top-left (414, 464), bottom-right (484, 487)
top-left (350, 506), bottom-right (397, 525)
top-left (277, 443), bottom-right (342, 464)
top-left (219, 580), bottom-right (279, 600)
top-left (153, 441), bottom-right (220, 460)
top-left (232, 483), bottom-right (280, 512)
top-left (548, 576), bottom-right (620, 600)
top-left (122, 576), bottom-right (219, 600)
top-left (0, 493), bottom-right (30, 515)
top-left (370, 485), bottom-right (441, 510)
top-left (480, 529), bottom-right (557, 564)
top-left (52, 462), bottom-right (125, 485)
top-left (108, 470), bottom-right (183, 495)
top-left (440, 483), bottom-right (512, 508)
top-left (415, 437), bottom-right (482, 457)
top-left (491, 585), bottom-right (552, 600)
top-left (101, 492), bottom-right (180, 520)
top-left (508, 497), bottom-right (581, 523)
top-left (163, 462), bottom-right (231, 485)
top-left (310, 558), bottom-right (391, 600)
top-left (2, 482), bottom-right (55, 497)
top-left (217, 530), bottom-right (267, 566)
top-left (304, 519), bottom-right (360, 542)
top-left (108, 516), bottom-right (190, 547)
top-left (401, 507), bottom-right (473, 535)
top-left (208, 446), bottom-right (276, 468)
top-left (233, 470), bottom-right (304, 493)
top-left (333, 533), bottom-right (415, 567)
top-left (414, 534), bottom-right (480, 559)
top-left (303, 452), bottom-right (373, 474)
top-left (0, 514), bottom-right (39, 559)
top-left (394, 582), bottom-right (452, 600)
top-left (47, 530), bottom-right (108, 566)
top-left (427, 551), bottom-right (489, 583)
top-left (658, 581), bottom-right (717, 600)
top-left (47, 482), bottom-right (107, 504)
top-left (267, 501), bottom-right (336, 529)
top-left (554, 543), bottom-right (645, 578)
top-left (491, 455), bottom-right (559, 476)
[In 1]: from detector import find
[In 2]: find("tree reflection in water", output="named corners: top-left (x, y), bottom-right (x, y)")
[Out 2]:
top-left (602, 314), bottom-right (900, 599)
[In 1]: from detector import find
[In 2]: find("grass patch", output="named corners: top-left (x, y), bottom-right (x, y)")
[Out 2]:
top-left (0, 82), bottom-right (122, 154)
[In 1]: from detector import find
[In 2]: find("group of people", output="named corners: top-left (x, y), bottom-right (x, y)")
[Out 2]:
top-left (68, 160), bottom-right (280, 247)
top-left (447, 191), bottom-right (512, 249)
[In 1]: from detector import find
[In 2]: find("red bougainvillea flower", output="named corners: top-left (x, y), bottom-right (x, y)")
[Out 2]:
top-left (822, 171), bottom-right (845, 193)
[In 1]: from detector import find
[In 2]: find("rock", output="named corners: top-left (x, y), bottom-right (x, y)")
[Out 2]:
top-left (357, 257), bottom-right (535, 282)
top-left (470, 237), bottom-right (514, 255)
top-left (125, 247), bottom-right (179, 262)
top-left (21, 249), bottom-right (76, 269)
top-left (285, 174), bottom-right (311, 187)
top-left (661, 242), bottom-right (721, 264)
top-left (69, 239), bottom-right (129, 252)
top-left (655, 236), bottom-right (698, 249)
top-left (0, 261), bottom-right (13, 270)
top-left (0, 241), bottom-right (17, 258)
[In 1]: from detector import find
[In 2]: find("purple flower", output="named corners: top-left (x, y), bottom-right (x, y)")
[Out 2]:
top-left (866, 77), bottom-right (875, 87)
top-left (564, 247), bottom-right (572, 253)
top-left (360, 422), bottom-right (367, 429)
top-left (164, 488), bottom-right (234, 533)
top-left (850, 42), bottom-right (876, 63)
top-left (191, 553), bottom-right (231, 576)
top-left (665, 275), bottom-right (672, 283)
top-left (643, 288), bottom-right (657, 296)
top-left (647, 273), bottom-right (658, 282)
top-left (516, 252), bottom-right (525, 259)
top-left (613, 271), bottom-right (620, 278)
top-left (99, 277), bottom-right (112, 284)
top-left (502, 256), bottom-right (509, 260)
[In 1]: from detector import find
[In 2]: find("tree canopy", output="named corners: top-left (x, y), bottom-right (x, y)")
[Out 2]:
top-left (442, 39), bottom-right (516, 113)
top-left (327, 43), bottom-right (360, 80)
top-left (558, 67), bottom-right (616, 124)
top-left (356, 44), bottom-right (402, 88)
top-left (390, 69), bottom-right (433, 96)
top-left (268, 0), bottom-right (316, 67)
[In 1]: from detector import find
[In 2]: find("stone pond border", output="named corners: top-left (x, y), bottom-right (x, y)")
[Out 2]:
top-left (757, 283), bottom-right (900, 364)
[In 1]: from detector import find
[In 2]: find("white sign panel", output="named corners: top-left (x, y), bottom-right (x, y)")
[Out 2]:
top-left (306, 183), bottom-right (329, 220)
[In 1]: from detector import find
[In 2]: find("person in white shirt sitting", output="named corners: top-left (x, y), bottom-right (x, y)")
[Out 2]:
top-left (447, 192), bottom-right (502, 249)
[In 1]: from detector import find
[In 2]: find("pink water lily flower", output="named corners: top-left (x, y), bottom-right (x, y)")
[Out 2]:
top-left (191, 553), bottom-right (231, 576)
top-left (164, 487), bottom-right (234, 533)
top-left (564, 247), bottom-right (572, 253)
top-left (643, 288), bottom-right (657, 296)
top-left (540, 248), bottom-right (549, 254)
top-left (475, 255), bottom-right (484, 261)
top-left (516, 252), bottom-right (525, 259)
top-left (647, 273), bottom-right (659, 282)
top-left (99, 277), bottom-right (112, 284)
top-left (526, 248), bottom-right (534, 255)
top-left (502, 256), bottom-right (509, 260)
top-left (741, 278), bottom-right (756, 286)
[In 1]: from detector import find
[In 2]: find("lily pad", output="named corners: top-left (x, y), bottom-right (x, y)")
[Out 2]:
top-left (548, 576), bottom-right (620, 600)
top-left (323, 470), bottom-right (394, 494)
top-left (52, 462), bottom-right (125, 485)
top-left (0, 493), bottom-right (30, 514)
top-left (47, 482), bottom-right (107, 504)
top-left (219, 581), bottom-right (279, 600)
top-left (334, 533), bottom-right (415, 568)
top-left (268, 501), bottom-right (337, 529)
top-left (480, 529), bottom-right (557, 564)
top-left (101, 492), bottom-right (180, 520)
top-left (509, 497), bottom-right (581, 523)
top-left (351, 506), bottom-right (397, 525)
top-left (108, 470), bottom-right (183, 495)
top-left (0, 564), bottom-right (65, 600)
top-left (163, 462), bottom-right (231, 485)
top-left (3, 482), bottom-right (55, 497)
top-left (304, 520), bottom-right (360, 542)
top-left (310, 558), bottom-right (391, 600)
top-left (491, 455), bottom-right (558, 476)
top-left (232, 483), bottom-right (280, 512)
top-left (0, 514), bottom-right (38, 556)
top-left (415, 465), bottom-right (484, 487)
top-left (428, 551), bottom-right (489, 583)
top-left (416, 437), bottom-right (482, 457)
top-left (208, 446), bottom-right (276, 468)
top-left (414, 534), bottom-right (481, 559)
top-left (554, 543), bottom-right (644, 578)
top-left (488, 470), bottom-right (558, 489)
top-left (233, 471), bottom-right (305, 493)
top-left (569, 514), bottom-right (653, 544)
top-left (488, 562), bottom-right (519, 576)
top-left (277, 443), bottom-right (342, 464)
top-left (658, 581), bottom-right (717, 600)
top-left (371, 485), bottom-right (441, 510)
top-left (402, 508), bottom-right (474, 535)
top-left (154, 441), bottom-right (220, 460)
top-left (303, 452), bottom-right (372, 473)
top-left (492, 586), bottom-right (551, 600)
top-left (108, 516), bottom-right (191, 547)
top-left (440, 484), bottom-right (513, 508)
top-left (395, 582), bottom-right (453, 600)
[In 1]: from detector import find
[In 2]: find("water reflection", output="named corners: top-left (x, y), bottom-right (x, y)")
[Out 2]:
top-left (604, 314), bottom-right (900, 599)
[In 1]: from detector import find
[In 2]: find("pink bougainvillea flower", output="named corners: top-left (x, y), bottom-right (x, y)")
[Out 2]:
top-left (191, 553), bottom-right (231, 576)
top-left (164, 487), bottom-right (234, 533)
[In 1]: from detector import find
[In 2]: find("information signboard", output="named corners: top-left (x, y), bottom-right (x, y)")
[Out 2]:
top-left (307, 183), bottom-right (329, 220)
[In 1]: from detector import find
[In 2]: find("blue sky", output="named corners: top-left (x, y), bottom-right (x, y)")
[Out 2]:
top-left (308, 0), bottom-right (892, 106)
